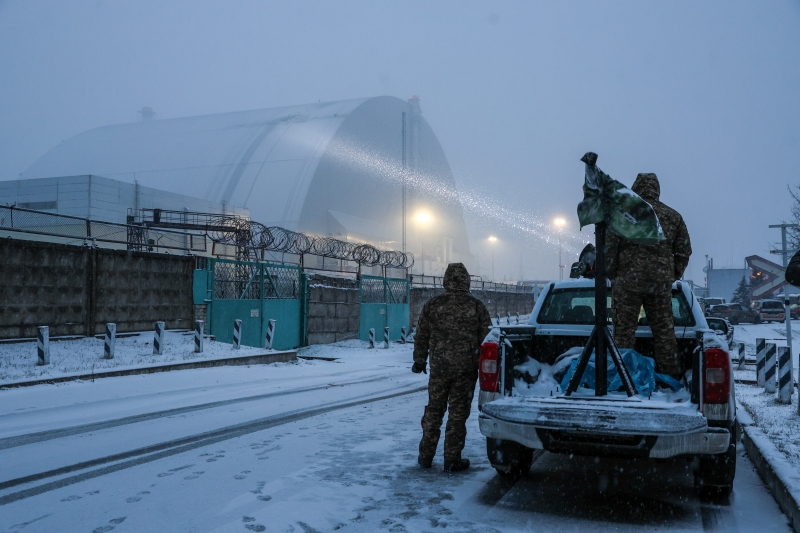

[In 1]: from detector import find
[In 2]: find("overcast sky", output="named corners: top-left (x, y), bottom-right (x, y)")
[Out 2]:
top-left (1, 1), bottom-right (798, 283)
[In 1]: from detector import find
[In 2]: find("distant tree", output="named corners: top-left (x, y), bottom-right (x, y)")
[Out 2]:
top-left (731, 275), bottom-right (751, 307)
top-left (787, 184), bottom-right (800, 250)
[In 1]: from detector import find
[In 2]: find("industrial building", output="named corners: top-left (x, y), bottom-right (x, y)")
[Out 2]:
top-left (15, 96), bottom-right (471, 274)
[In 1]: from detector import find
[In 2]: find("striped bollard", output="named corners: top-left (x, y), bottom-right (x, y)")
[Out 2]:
top-left (104, 323), bottom-right (116, 359)
top-left (265, 319), bottom-right (276, 350)
top-left (400, 326), bottom-right (407, 344)
top-left (36, 326), bottom-right (50, 366)
top-left (779, 346), bottom-right (793, 404)
top-left (194, 320), bottom-right (204, 353)
top-left (153, 321), bottom-right (165, 355)
top-left (506, 312), bottom-right (511, 325)
top-left (233, 319), bottom-right (242, 349)
top-left (384, 326), bottom-right (389, 349)
top-left (369, 328), bottom-right (375, 349)
top-left (737, 342), bottom-right (746, 371)
top-left (764, 343), bottom-right (777, 393)
top-left (756, 338), bottom-right (766, 387)
top-left (516, 312), bottom-right (520, 324)
top-left (495, 313), bottom-right (500, 326)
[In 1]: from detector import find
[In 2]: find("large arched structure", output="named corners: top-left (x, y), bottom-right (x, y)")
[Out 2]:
top-left (22, 96), bottom-right (469, 272)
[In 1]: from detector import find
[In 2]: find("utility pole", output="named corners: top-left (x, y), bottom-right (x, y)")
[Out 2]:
top-left (769, 223), bottom-right (797, 412)
top-left (401, 112), bottom-right (407, 255)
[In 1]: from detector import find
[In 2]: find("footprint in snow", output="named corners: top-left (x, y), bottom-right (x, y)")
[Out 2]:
top-left (126, 491), bottom-right (150, 503)
top-left (184, 471), bottom-right (205, 480)
top-left (60, 495), bottom-right (81, 502)
top-left (91, 517), bottom-right (125, 533)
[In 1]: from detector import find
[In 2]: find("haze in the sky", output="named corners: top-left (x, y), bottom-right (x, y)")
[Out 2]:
top-left (1, 1), bottom-right (798, 284)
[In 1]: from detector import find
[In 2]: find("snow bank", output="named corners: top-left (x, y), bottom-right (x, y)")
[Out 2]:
top-left (0, 331), bottom-right (273, 384)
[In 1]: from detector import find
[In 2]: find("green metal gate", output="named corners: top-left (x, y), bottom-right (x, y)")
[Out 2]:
top-left (203, 259), bottom-right (304, 351)
top-left (359, 275), bottom-right (409, 342)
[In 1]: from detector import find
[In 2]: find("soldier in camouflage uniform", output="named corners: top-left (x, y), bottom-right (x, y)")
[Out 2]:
top-left (607, 173), bottom-right (692, 379)
top-left (412, 263), bottom-right (492, 472)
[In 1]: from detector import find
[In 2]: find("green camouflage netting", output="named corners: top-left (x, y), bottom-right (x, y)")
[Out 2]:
top-left (576, 152), bottom-right (665, 244)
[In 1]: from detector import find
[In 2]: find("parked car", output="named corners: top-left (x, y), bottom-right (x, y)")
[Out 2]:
top-left (706, 316), bottom-right (734, 348)
top-left (757, 299), bottom-right (786, 323)
top-left (708, 303), bottom-right (761, 325)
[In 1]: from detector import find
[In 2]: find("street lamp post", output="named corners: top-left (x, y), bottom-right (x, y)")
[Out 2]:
top-left (554, 218), bottom-right (566, 279)
top-left (488, 236), bottom-right (498, 281)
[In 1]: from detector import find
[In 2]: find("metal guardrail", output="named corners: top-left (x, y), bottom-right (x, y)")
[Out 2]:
top-left (0, 205), bottom-right (207, 253)
top-left (410, 274), bottom-right (534, 293)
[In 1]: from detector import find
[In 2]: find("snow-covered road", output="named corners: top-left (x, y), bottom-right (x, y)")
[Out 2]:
top-left (0, 341), bottom-right (792, 532)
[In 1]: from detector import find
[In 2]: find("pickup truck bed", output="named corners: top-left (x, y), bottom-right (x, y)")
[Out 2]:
top-left (477, 279), bottom-right (737, 497)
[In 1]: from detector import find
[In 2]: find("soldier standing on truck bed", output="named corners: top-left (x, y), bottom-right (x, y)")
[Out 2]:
top-left (412, 263), bottom-right (492, 472)
top-left (607, 173), bottom-right (692, 379)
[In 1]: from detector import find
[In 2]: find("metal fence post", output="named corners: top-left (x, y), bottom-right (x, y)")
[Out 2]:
top-left (233, 319), bottom-right (242, 349)
top-left (369, 328), bottom-right (375, 349)
top-left (765, 343), bottom-right (777, 393)
top-left (153, 321), bottom-right (165, 355)
top-left (737, 342), bottom-right (746, 371)
top-left (384, 326), bottom-right (389, 349)
top-left (401, 326), bottom-right (407, 344)
top-left (194, 320), bottom-right (204, 353)
top-left (36, 326), bottom-right (50, 366)
top-left (104, 323), bottom-right (116, 359)
top-left (779, 346), bottom-right (793, 404)
top-left (756, 338), bottom-right (766, 387)
top-left (265, 319), bottom-right (276, 350)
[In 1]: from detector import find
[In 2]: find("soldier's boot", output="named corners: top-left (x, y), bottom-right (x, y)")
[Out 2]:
top-left (443, 458), bottom-right (470, 472)
top-left (418, 455), bottom-right (433, 469)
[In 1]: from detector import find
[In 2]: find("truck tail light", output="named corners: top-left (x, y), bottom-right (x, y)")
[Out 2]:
top-left (704, 348), bottom-right (730, 404)
top-left (479, 342), bottom-right (500, 392)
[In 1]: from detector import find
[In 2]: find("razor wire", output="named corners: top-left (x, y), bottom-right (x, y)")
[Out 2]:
top-left (133, 208), bottom-right (414, 268)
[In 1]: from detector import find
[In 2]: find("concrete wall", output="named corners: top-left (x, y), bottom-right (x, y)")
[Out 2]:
top-left (409, 287), bottom-right (536, 330)
top-left (0, 238), bottom-right (193, 339)
top-left (305, 274), bottom-right (359, 345)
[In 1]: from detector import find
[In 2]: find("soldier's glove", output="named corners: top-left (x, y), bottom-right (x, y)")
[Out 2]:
top-left (412, 361), bottom-right (427, 374)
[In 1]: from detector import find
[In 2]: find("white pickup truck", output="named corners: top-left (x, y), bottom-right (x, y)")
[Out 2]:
top-left (478, 278), bottom-right (738, 497)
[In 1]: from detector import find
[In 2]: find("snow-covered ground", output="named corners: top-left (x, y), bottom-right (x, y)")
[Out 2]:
top-left (733, 322), bottom-right (800, 474)
top-left (0, 339), bottom-right (792, 532)
top-left (0, 331), bottom-right (272, 384)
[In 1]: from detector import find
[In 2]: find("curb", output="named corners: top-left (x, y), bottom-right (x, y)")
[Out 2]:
top-left (738, 403), bottom-right (800, 533)
top-left (0, 351), bottom-right (297, 389)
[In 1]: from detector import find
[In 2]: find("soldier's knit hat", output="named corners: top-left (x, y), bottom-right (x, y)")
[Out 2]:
top-left (632, 173), bottom-right (660, 203)
top-left (443, 263), bottom-right (471, 293)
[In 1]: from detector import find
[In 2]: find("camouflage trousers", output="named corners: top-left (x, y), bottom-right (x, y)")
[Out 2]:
top-left (418, 372), bottom-right (477, 461)
top-left (612, 288), bottom-right (682, 378)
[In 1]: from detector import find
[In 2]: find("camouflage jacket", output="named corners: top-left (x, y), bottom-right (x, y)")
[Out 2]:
top-left (606, 174), bottom-right (692, 293)
top-left (413, 263), bottom-right (492, 377)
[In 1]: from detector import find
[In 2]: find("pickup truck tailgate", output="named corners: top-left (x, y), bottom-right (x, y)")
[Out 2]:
top-left (481, 396), bottom-right (707, 436)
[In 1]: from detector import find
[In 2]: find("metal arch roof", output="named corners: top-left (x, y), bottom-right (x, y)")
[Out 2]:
top-left (21, 98), bottom-right (370, 227)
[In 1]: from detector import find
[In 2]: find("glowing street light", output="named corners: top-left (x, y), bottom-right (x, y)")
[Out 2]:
top-left (488, 236), bottom-right (498, 281)
top-left (553, 218), bottom-right (566, 280)
top-left (415, 211), bottom-right (433, 273)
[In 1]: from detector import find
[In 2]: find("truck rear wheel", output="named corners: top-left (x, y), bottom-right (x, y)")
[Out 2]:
top-left (486, 438), bottom-right (534, 480)
top-left (694, 442), bottom-right (736, 499)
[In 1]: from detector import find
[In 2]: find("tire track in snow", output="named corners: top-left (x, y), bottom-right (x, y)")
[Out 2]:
top-left (0, 384), bottom-right (426, 506)
top-left (0, 375), bottom-right (393, 450)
